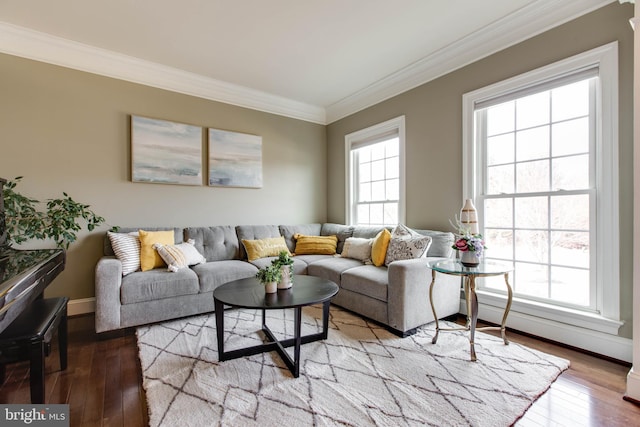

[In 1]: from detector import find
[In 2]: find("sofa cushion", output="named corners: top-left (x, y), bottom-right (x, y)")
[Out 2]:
top-left (384, 224), bottom-right (432, 266)
top-left (191, 260), bottom-right (259, 292)
top-left (185, 226), bottom-right (241, 261)
top-left (250, 256), bottom-right (308, 275)
top-left (320, 223), bottom-right (353, 253)
top-left (103, 227), bottom-right (183, 256)
top-left (414, 229), bottom-right (455, 258)
top-left (371, 229), bottom-right (392, 267)
top-left (107, 231), bottom-right (140, 276)
top-left (120, 268), bottom-right (199, 304)
top-left (242, 236), bottom-right (290, 261)
top-left (139, 230), bottom-right (175, 271)
top-left (341, 265), bottom-right (389, 302)
top-left (306, 257), bottom-right (363, 286)
top-left (293, 234), bottom-right (338, 255)
top-left (235, 225), bottom-right (281, 260)
top-left (341, 237), bottom-right (373, 263)
top-left (154, 240), bottom-right (206, 272)
top-left (279, 224), bottom-right (322, 253)
top-left (292, 254), bottom-right (335, 267)
top-left (352, 226), bottom-right (388, 240)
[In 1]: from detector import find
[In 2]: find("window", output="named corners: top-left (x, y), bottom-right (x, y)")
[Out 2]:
top-left (345, 116), bottom-right (405, 226)
top-left (462, 43), bottom-right (621, 333)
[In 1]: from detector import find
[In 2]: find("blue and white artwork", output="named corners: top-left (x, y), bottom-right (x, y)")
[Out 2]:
top-left (208, 128), bottom-right (262, 188)
top-left (131, 116), bottom-right (202, 185)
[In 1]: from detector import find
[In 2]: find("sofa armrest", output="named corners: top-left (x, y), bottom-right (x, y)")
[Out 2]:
top-left (387, 258), bottom-right (461, 333)
top-left (95, 256), bottom-right (123, 333)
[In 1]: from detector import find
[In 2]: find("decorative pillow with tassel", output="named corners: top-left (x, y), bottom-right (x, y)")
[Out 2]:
top-left (153, 239), bottom-right (206, 272)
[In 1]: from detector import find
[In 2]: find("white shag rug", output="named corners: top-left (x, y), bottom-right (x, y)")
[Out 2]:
top-left (136, 306), bottom-right (569, 427)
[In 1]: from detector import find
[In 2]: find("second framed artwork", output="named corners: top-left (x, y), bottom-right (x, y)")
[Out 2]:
top-left (208, 128), bottom-right (263, 188)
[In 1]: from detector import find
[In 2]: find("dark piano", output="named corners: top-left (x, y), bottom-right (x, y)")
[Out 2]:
top-left (0, 249), bottom-right (66, 333)
top-left (0, 178), bottom-right (66, 333)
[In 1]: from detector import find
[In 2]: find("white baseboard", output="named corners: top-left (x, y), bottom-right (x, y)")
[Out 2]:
top-left (67, 297), bottom-right (96, 316)
top-left (459, 300), bottom-right (633, 363)
top-left (626, 368), bottom-right (640, 400)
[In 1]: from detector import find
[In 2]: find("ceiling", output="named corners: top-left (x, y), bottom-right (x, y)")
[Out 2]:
top-left (0, 0), bottom-right (616, 123)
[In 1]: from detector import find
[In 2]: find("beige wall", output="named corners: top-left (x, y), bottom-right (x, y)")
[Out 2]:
top-left (0, 54), bottom-right (326, 301)
top-left (327, 3), bottom-right (635, 337)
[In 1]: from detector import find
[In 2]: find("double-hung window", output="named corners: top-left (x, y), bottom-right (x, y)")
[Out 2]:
top-left (345, 116), bottom-right (405, 226)
top-left (462, 43), bottom-right (621, 333)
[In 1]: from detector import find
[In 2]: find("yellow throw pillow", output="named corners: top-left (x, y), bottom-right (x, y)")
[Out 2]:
top-left (242, 236), bottom-right (290, 261)
top-left (371, 229), bottom-right (392, 267)
top-left (293, 234), bottom-right (338, 255)
top-left (139, 230), bottom-right (175, 271)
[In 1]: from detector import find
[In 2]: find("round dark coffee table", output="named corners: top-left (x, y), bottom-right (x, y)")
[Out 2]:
top-left (213, 275), bottom-right (339, 377)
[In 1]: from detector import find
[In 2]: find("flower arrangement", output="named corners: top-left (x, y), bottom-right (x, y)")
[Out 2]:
top-left (450, 216), bottom-right (486, 257)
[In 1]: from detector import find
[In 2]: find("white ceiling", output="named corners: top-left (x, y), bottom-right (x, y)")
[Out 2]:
top-left (0, 0), bottom-right (616, 123)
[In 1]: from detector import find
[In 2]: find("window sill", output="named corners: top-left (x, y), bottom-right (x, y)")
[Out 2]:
top-left (469, 290), bottom-right (624, 335)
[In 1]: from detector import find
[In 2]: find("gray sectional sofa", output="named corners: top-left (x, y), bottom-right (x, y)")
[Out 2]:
top-left (95, 223), bottom-right (461, 336)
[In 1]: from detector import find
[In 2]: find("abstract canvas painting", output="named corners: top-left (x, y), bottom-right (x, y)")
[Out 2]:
top-left (208, 128), bottom-right (262, 188)
top-left (131, 116), bottom-right (202, 185)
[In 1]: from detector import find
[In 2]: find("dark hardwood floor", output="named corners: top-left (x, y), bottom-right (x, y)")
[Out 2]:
top-left (0, 312), bottom-right (639, 427)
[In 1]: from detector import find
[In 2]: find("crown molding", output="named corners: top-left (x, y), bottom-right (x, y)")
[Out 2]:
top-left (0, 21), bottom-right (326, 125)
top-left (0, 0), bottom-right (617, 126)
top-left (325, 0), bottom-right (616, 123)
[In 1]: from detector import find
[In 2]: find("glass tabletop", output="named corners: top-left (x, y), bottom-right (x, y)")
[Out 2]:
top-left (428, 259), bottom-right (513, 276)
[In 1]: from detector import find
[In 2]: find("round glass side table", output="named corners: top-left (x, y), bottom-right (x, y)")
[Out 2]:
top-left (428, 259), bottom-right (513, 361)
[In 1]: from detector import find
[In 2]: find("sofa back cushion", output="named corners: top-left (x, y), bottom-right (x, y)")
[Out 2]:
top-left (235, 225), bottom-right (281, 260)
top-left (279, 224), bottom-right (322, 253)
top-left (351, 226), bottom-right (390, 240)
top-left (320, 223), bottom-right (353, 253)
top-left (185, 226), bottom-right (240, 261)
top-left (103, 227), bottom-right (183, 256)
top-left (414, 229), bottom-right (455, 258)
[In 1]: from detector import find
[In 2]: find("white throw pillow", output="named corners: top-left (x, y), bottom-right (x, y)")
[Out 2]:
top-left (108, 231), bottom-right (141, 276)
top-left (153, 239), bottom-right (206, 272)
top-left (341, 237), bottom-right (373, 263)
top-left (384, 224), bottom-right (432, 266)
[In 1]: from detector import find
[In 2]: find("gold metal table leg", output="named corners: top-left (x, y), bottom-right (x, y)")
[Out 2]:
top-left (429, 269), bottom-right (439, 344)
top-left (500, 272), bottom-right (513, 345)
top-left (468, 275), bottom-right (478, 362)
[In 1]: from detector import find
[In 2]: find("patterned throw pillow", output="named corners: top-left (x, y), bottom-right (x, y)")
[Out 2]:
top-left (341, 237), bottom-right (373, 263)
top-left (153, 239), bottom-right (206, 272)
top-left (107, 231), bottom-right (141, 276)
top-left (384, 224), bottom-right (432, 266)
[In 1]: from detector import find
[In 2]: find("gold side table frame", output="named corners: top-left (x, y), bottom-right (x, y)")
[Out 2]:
top-left (428, 260), bottom-right (513, 361)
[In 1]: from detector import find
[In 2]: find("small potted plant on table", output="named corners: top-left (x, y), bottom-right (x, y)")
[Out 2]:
top-left (256, 264), bottom-right (282, 293)
top-left (271, 251), bottom-right (294, 289)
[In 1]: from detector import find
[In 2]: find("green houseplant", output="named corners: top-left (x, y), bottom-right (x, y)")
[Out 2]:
top-left (2, 177), bottom-right (107, 249)
top-left (271, 250), bottom-right (294, 289)
top-left (255, 264), bottom-right (282, 293)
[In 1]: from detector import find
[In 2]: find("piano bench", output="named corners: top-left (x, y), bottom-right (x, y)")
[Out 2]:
top-left (0, 297), bottom-right (69, 403)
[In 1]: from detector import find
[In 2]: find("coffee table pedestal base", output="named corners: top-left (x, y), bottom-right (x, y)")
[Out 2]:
top-left (215, 299), bottom-right (331, 378)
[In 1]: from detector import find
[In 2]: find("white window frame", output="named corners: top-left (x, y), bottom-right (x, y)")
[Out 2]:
top-left (345, 116), bottom-right (406, 226)
top-left (462, 42), bottom-right (622, 335)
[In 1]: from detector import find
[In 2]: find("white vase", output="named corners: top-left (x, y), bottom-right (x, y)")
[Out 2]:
top-left (460, 250), bottom-right (480, 267)
top-left (460, 199), bottom-right (479, 235)
top-left (278, 266), bottom-right (292, 289)
top-left (265, 281), bottom-right (277, 293)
